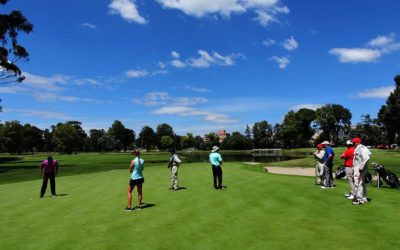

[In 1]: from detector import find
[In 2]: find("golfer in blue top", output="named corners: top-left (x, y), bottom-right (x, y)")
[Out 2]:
top-left (125, 149), bottom-right (144, 211)
top-left (209, 146), bottom-right (226, 190)
top-left (321, 141), bottom-right (335, 189)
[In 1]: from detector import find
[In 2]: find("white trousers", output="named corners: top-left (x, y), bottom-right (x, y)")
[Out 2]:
top-left (354, 163), bottom-right (368, 201)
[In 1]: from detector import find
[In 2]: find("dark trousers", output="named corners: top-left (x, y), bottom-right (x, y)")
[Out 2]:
top-left (212, 165), bottom-right (222, 188)
top-left (41, 173), bottom-right (56, 196)
top-left (324, 161), bottom-right (334, 187)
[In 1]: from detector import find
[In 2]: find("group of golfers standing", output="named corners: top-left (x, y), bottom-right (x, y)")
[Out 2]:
top-left (314, 138), bottom-right (371, 205)
top-left (124, 145), bottom-right (225, 211)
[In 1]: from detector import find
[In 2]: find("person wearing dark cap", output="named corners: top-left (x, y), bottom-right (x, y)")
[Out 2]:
top-left (313, 144), bottom-right (325, 185)
top-left (321, 141), bottom-right (335, 189)
top-left (351, 138), bottom-right (371, 205)
top-left (39, 156), bottom-right (59, 198)
top-left (209, 146), bottom-right (225, 190)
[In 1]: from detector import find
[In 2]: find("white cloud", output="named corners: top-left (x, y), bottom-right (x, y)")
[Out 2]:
top-left (290, 104), bottom-right (323, 111)
top-left (158, 61), bottom-right (167, 69)
top-left (270, 56), bottom-right (290, 69)
top-left (156, 0), bottom-right (245, 18)
top-left (263, 38), bottom-right (276, 47)
top-left (0, 72), bottom-right (107, 104)
top-left (32, 92), bottom-right (102, 104)
top-left (282, 36), bottom-right (298, 51)
top-left (109, 0), bottom-right (147, 24)
top-left (329, 48), bottom-right (381, 63)
top-left (157, 0), bottom-right (289, 27)
top-left (330, 34), bottom-right (400, 63)
top-left (186, 50), bottom-right (243, 68)
top-left (184, 85), bottom-right (211, 93)
top-left (152, 70), bottom-right (169, 75)
top-left (167, 50), bottom-right (244, 69)
top-left (173, 97), bottom-right (208, 106)
top-left (5, 108), bottom-right (76, 120)
top-left (133, 92), bottom-right (208, 107)
top-left (253, 10), bottom-right (277, 27)
top-left (171, 51), bottom-right (180, 58)
top-left (82, 22), bottom-right (97, 29)
top-left (125, 69), bottom-right (149, 78)
top-left (188, 50), bottom-right (216, 68)
top-left (352, 86), bottom-right (395, 98)
top-left (367, 34), bottom-right (394, 47)
top-left (171, 59), bottom-right (186, 68)
top-left (150, 106), bottom-right (238, 123)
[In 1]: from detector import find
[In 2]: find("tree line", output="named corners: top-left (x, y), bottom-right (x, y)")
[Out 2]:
top-left (1, 75), bottom-right (399, 153)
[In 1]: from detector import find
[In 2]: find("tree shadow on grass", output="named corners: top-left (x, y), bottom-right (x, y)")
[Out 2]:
top-left (0, 164), bottom-right (75, 173)
top-left (0, 157), bottom-right (23, 163)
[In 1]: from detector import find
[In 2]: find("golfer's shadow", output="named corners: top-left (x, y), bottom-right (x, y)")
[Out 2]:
top-left (177, 187), bottom-right (187, 190)
top-left (56, 194), bottom-right (69, 197)
top-left (140, 202), bottom-right (156, 209)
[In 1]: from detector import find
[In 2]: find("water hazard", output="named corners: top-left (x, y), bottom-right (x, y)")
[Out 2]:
top-left (180, 152), bottom-right (304, 163)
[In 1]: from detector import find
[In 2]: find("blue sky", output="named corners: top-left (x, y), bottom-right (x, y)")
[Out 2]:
top-left (1, 0), bottom-right (399, 135)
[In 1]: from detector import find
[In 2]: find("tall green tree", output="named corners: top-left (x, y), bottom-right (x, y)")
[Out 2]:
top-left (378, 75), bottom-right (400, 143)
top-left (22, 123), bottom-right (43, 153)
top-left (280, 111), bottom-right (298, 148)
top-left (315, 104), bottom-right (352, 144)
top-left (222, 131), bottom-right (246, 150)
top-left (98, 134), bottom-right (117, 152)
top-left (108, 120), bottom-right (135, 152)
top-left (0, 0), bottom-right (33, 84)
top-left (156, 123), bottom-right (174, 148)
top-left (181, 133), bottom-right (194, 149)
top-left (160, 135), bottom-right (174, 150)
top-left (244, 124), bottom-right (253, 149)
top-left (1, 120), bottom-right (23, 154)
top-left (137, 126), bottom-right (156, 151)
top-left (52, 121), bottom-right (87, 154)
top-left (349, 114), bottom-right (386, 146)
top-left (89, 129), bottom-right (106, 152)
top-left (252, 120), bottom-right (273, 148)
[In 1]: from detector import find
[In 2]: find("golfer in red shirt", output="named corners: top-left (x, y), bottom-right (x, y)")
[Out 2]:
top-left (341, 140), bottom-right (355, 200)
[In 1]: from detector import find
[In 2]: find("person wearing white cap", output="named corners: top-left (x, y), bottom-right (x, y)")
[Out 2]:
top-left (209, 146), bottom-right (225, 190)
top-left (321, 141), bottom-right (335, 189)
top-left (341, 140), bottom-right (355, 200)
top-left (351, 138), bottom-right (371, 205)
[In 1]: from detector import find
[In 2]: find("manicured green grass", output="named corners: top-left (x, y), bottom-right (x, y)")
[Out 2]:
top-left (1, 153), bottom-right (400, 249)
top-left (268, 148), bottom-right (400, 174)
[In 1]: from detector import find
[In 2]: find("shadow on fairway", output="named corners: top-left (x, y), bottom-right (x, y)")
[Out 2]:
top-left (140, 203), bottom-right (156, 209)
top-left (177, 187), bottom-right (187, 190)
top-left (0, 157), bottom-right (23, 163)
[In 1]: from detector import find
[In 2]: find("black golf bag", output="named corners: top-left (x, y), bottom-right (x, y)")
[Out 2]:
top-left (372, 162), bottom-right (400, 188)
top-left (335, 165), bottom-right (373, 184)
top-left (335, 165), bottom-right (346, 179)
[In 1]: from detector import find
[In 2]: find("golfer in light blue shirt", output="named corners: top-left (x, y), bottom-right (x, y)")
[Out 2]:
top-left (209, 146), bottom-right (226, 190)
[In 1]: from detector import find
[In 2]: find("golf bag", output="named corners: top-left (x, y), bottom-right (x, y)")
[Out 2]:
top-left (335, 165), bottom-right (346, 179)
top-left (372, 162), bottom-right (400, 188)
top-left (335, 165), bottom-right (373, 184)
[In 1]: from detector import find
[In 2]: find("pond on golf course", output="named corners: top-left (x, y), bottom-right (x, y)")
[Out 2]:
top-left (179, 152), bottom-right (307, 163)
